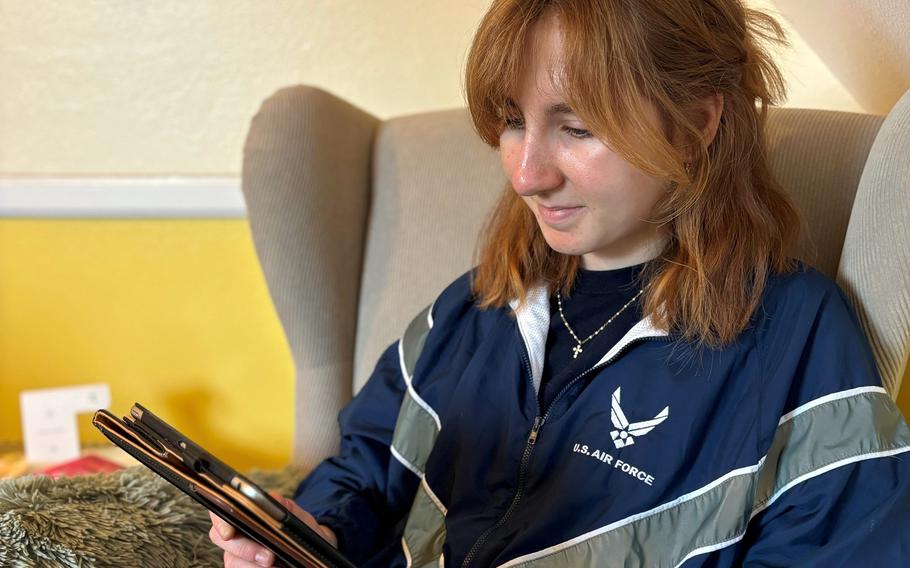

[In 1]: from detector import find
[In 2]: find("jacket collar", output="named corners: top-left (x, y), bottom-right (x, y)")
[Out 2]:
top-left (509, 284), bottom-right (669, 395)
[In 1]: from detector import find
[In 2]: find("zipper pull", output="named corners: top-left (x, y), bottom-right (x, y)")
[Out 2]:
top-left (528, 416), bottom-right (543, 445)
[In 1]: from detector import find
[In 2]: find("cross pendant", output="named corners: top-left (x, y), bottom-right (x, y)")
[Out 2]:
top-left (572, 344), bottom-right (583, 359)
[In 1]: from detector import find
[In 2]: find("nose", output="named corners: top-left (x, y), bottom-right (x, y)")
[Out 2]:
top-left (506, 135), bottom-right (564, 197)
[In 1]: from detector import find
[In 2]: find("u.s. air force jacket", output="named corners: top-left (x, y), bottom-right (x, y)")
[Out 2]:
top-left (294, 263), bottom-right (910, 567)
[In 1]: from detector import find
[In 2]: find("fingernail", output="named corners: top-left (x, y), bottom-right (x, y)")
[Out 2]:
top-left (216, 524), bottom-right (231, 539)
top-left (255, 550), bottom-right (273, 566)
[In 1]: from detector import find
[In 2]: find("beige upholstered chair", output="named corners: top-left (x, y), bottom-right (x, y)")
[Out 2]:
top-left (241, 86), bottom-right (910, 471)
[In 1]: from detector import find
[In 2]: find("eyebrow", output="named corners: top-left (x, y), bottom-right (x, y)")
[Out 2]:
top-left (503, 99), bottom-right (576, 117)
top-left (546, 102), bottom-right (575, 116)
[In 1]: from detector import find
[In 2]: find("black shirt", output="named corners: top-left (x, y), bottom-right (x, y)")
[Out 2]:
top-left (537, 262), bottom-right (647, 412)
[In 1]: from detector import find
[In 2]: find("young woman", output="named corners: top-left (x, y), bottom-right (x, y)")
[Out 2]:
top-left (211, 1), bottom-right (910, 566)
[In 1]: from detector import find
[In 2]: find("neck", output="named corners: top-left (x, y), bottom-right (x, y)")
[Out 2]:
top-left (581, 232), bottom-right (668, 271)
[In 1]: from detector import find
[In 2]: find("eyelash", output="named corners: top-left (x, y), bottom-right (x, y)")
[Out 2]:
top-left (563, 126), bottom-right (592, 139)
top-left (503, 116), bottom-right (592, 139)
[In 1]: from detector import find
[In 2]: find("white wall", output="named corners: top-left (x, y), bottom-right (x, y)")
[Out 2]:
top-left (0, 0), bottom-right (492, 175)
top-left (768, 0), bottom-right (910, 115)
top-left (2, 1), bottom-right (907, 176)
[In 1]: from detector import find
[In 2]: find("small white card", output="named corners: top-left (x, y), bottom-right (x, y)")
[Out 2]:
top-left (20, 383), bottom-right (112, 464)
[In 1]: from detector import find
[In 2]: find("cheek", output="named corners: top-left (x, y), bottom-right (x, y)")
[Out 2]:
top-left (628, 171), bottom-right (667, 205)
top-left (498, 135), bottom-right (519, 172)
top-left (611, 176), bottom-right (667, 222)
top-left (558, 142), bottom-right (603, 172)
top-left (573, 167), bottom-right (664, 218)
top-left (560, 146), bottom-right (623, 192)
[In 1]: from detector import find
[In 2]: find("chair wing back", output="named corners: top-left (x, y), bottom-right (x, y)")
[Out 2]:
top-left (764, 108), bottom-right (884, 277)
top-left (243, 86), bottom-right (378, 469)
top-left (837, 89), bottom-right (910, 398)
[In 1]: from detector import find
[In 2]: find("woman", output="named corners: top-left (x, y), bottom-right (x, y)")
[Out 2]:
top-left (211, 0), bottom-right (910, 566)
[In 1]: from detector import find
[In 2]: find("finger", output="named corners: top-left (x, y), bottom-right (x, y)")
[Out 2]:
top-left (270, 494), bottom-right (321, 534)
top-left (268, 491), bottom-right (318, 526)
top-left (209, 526), bottom-right (276, 567)
top-left (223, 549), bottom-right (268, 568)
top-left (274, 494), bottom-right (319, 526)
top-left (210, 511), bottom-right (236, 540)
top-left (276, 496), bottom-right (338, 548)
top-left (271, 494), bottom-right (337, 547)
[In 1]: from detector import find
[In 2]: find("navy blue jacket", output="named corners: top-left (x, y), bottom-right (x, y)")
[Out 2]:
top-left (295, 263), bottom-right (910, 567)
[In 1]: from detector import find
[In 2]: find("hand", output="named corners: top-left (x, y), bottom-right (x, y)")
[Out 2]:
top-left (209, 490), bottom-right (338, 567)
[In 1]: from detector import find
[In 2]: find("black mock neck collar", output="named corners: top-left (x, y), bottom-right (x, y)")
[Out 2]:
top-left (570, 261), bottom-right (647, 296)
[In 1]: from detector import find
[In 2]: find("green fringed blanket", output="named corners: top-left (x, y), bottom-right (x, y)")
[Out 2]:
top-left (0, 466), bottom-right (307, 567)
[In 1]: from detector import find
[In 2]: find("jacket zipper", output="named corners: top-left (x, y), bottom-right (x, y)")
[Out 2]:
top-left (459, 334), bottom-right (671, 567)
top-left (460, 348), bottom-right (539, 568)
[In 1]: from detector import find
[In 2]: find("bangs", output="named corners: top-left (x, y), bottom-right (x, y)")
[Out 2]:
top-left (464, 0), bottom-right (550, 147)
top-left (557, 6), bottom-right (674, 176)
top-left (465, 0), bottom-right (669, 178)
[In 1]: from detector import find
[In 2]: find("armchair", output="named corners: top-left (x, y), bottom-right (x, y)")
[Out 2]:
top-left (242, 85), bottom-right (910, 472)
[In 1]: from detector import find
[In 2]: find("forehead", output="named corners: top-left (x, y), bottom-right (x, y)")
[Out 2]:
top-left (512, 11), bottom-right (568, 105)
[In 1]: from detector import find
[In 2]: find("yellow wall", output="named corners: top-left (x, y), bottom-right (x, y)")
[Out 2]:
top-left (0, 220), bottom-right (294, 471)
top-left (0, 1), bottom-right (908, 470)
top-left (900, 372), bottom-right (910, 421)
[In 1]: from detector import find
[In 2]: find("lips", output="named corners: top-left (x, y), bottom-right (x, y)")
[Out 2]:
top-left (537, 203), bottom-right (584, 225)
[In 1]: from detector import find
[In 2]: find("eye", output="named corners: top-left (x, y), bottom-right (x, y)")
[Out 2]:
top-left (563, 126), bottom-right (592, 139)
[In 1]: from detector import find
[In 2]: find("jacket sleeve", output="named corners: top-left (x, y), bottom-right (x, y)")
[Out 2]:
top-left (738, 276), bottom-right (910, 566)
top-left (292, 339), bottom-right (418, 563)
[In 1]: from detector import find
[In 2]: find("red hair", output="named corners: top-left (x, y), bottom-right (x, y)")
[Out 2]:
top-left (465, 0), bottom-right (804, 348)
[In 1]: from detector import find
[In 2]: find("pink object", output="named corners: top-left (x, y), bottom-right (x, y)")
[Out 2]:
top-left (38, 454), bottom-right (124, 478)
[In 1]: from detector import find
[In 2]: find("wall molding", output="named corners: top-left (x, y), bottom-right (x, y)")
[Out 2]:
top-left (0, 177), bottom-right (246, 218)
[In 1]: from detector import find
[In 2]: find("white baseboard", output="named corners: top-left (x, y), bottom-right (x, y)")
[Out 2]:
top-left (0, 177), bottom-right (246, 218)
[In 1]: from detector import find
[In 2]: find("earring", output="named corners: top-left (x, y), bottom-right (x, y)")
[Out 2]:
top-left (667, 162), bottom-right (692, 194)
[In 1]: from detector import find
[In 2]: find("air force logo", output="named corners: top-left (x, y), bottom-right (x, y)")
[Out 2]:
top-left (610, 387), bottom-right (669, 448)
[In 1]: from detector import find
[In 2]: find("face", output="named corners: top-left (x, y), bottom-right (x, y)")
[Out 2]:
top-left (499, 12), bottom-right (669, 271)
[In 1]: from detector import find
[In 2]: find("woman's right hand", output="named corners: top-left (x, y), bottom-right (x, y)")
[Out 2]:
top-left (209, 492), bottom-right (338, 567)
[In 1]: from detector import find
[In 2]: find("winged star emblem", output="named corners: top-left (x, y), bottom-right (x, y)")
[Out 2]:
top-left (610, 386), bottom-right (669, 449)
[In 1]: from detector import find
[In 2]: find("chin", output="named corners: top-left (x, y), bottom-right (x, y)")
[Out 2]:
top-left (538, 229), bottom-right (591, 257)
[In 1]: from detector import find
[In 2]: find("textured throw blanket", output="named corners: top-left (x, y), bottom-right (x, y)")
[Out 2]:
top-left (0, 466), bottom-right (307, 568)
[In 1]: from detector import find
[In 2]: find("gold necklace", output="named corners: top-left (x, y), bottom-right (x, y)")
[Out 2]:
top-left (556, 288), bottom-right (645, 359)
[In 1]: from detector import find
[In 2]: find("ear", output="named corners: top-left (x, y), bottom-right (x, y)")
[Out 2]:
top-left (697, 93), bottom-right (724, 148)
top-left (666, 94), bottom-right (725, 161)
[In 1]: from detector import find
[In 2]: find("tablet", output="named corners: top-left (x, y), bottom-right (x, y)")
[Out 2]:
top-left (93, 403), bottom-right (357, 568)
